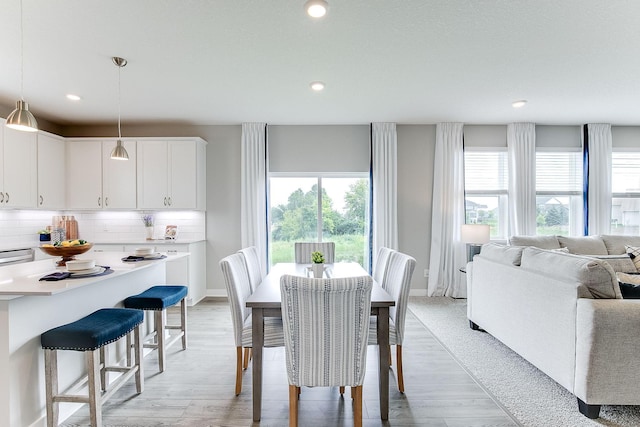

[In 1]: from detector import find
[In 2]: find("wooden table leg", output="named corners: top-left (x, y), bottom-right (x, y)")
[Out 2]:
top-left (377, 307), bottom-right (390, 420)
top-left (252, 308), bottom-right (264, 422)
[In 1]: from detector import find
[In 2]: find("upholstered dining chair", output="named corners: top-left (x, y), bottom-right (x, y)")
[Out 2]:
top-left (280, 274), bottom-right (372, 427)
top-left (372, 246), bottom-right (395, 286)
top-left (368, 251), bottom-right (416, 393)
top-left (294, 242), bottom-right (335, 264)
top-left (220, 253), bottom-right (284, 396)
top-left (238, 246), bottom-right (263, 293)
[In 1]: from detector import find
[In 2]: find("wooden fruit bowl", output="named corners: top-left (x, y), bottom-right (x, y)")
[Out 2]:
top-left (39, 243), bottom-right (93, 266)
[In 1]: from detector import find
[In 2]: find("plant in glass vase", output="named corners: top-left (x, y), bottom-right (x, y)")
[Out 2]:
top-left (311, 251), bottom-right (325, 278)
top-left (142, 214), bottom-right (154, 240)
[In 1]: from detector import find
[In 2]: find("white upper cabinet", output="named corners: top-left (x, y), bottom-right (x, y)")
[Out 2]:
top-left (66, 140), bottom-right (103, 209)
top-left (2, 125), bottom-right (37, 208)
top-left (137, 139), bottom-right (206, 210)
top-left (102, 140), bottom-right (136, 209)
top-left (37, 132), bottom-right (66, 209)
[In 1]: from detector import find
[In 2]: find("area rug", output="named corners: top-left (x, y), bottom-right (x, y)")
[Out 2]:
top-left (408, 297), bottom-right (640, 427)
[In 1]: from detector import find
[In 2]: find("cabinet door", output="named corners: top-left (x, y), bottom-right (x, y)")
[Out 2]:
top-left (37, 133), bottom-right (66, 209)
top-left (137, 141), bottom-right (169, 209)
top-left (168, 140), bottom-right (197, 208)
top-left (102, 140), bottom-right (137, 209)
top-left (66, 140), bottom-right (103, 209)
top-left (3, 127), bottom-right (37, 208)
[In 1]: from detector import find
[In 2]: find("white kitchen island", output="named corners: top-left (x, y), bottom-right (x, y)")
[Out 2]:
top-left (0, 251), bottom-right (189, 427)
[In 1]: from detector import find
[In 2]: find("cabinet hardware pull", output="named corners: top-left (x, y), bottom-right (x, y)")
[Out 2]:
top-left (164, 197), bottom-right (167, 206)
top-left (168, 197), bottom-right (172, 206)
top-left (5, 193), bottom-right (8, 204)
top-left (0, 192), bottom-right (3, 203)
top-left (39, 195), bottom-right (43, 205)
top-left (105, 197), bottom-right (109, 207)
top-left (98, 196), bottom-right (101, 207)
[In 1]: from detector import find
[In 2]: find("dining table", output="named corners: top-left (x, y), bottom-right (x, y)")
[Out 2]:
top-left (246, 262), bottom-right (395, 422)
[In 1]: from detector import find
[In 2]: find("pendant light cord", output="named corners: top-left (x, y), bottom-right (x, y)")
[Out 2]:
top-left (117, 61), bottom-right (122, 140)
top-left (19, 0), bottom-right (24, 101)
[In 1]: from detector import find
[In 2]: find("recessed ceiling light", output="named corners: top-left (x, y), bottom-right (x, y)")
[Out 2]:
top-left (512, 100), bottom-right (527, 108)
top-left (310, 81), bottom-right (325, 91)
top-left (66, 94), bottom-right (81, 101)
top-left (305, 0), bottom-right (328, 18)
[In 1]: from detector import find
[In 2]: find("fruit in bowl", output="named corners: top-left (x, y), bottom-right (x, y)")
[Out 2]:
top-left (40, 240), bottom-right (93, 266)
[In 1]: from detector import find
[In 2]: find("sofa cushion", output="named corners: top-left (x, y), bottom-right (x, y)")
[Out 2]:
top-left (590, 254), bottom-right (637, 273)
top-left (601, 235), bottom-right (640, 255)
top-left (615, 272), bottom-right (640, 299)
top-left (520, 247), bottom-right (622, 299)
top-left (557, 236), bottom-right (608, 255)
top-left (478, 243), bottom-right (523, 266)
top-left (509, 235), bottom-right (560, 249)
top-left (626, 245), bottom-right (640, 271)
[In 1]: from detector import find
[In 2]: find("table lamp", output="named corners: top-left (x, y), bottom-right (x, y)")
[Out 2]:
top-left (461, 224), bottom-right (490, 262)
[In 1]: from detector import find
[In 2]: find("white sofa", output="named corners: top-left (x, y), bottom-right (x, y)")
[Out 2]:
top-left (466, 235), bottom-right (640, 418)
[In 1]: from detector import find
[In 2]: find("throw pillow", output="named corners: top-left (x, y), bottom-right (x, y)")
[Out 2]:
top-left (625, 245), bottom-right (640, 271)
top-left (616, 272), bottom-right (640, 299)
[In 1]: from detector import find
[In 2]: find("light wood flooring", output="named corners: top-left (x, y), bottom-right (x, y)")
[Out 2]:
top-left (62, 299), bottom-right (520, 427)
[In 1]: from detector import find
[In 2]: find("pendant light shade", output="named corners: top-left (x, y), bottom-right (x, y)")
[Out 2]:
top-left (6, 99), bottom-right (38, 132)
top-left (6, 0), bottom-right (38, 132)
top-left (110, 56), bottom-right (129, 160)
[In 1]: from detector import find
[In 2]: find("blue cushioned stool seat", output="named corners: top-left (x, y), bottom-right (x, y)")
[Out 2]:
top-left (124, 285), bottom-right (188, 310)
top-left (124, 285), bottom-right (188, 372)
top-left (41, 308), bottom-right (144, 427)
top-left (41, 308), bottom-right (143, 351)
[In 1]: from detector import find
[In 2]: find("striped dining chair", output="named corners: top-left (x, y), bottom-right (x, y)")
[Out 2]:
top-left (294, 242), bottom-right (335, 264)
top-left (369, 250), bottom-right (416, 393)
top-left (220, 253), bottom-right (284, 396)
top-left (237, 246), bottom-right (263, 293)
top-left (372, 246), bottom-right (395, 286)
top-left (280, 274), bottom-right (372, 427)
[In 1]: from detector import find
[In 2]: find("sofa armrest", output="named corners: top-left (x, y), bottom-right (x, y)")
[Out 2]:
top-left (575, 299), bottom-right (640, 405)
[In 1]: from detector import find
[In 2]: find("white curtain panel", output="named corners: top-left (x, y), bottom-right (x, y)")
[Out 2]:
top-left (240, 122), bottom-right (268, 273)
top-left (372, 122), bottom-right (398, 265)
top-left (507, 123), bottom-right (537, 237)
top-left (428, 123), bottom-right (467, 297)
top-left (587, 123), bottom-right (612, 235)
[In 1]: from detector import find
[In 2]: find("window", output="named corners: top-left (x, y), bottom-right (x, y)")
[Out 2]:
top-left (536, 151), bottom-right (583, 236)
top-left (268, 174), bottom-right (370, 267)
top-left (611, 151), bottom-right (640, 235)
top-left (464, 150), bottom-right (508, 239)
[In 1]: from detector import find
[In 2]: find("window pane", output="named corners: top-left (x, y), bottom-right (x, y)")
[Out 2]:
top-left (465, 195), bottom-right (506, 239)
top-left (269, 177), bottom-right (318, 264)
top-left (268, 176), bottom-right (370, 268)
top-left (535, 195), bottom-right (583, 236)
top-left (611, 197), bottom-right (640, 235)
top-left (464, 151), bottom-right (508, 191)
top-left (612, 152), bottom-right (640, 193)
top-left (536, 152), bottom-right (582, 192)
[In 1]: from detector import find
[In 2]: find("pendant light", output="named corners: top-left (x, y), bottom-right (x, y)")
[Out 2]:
top-left (6, 0), bottom-right (38, 132)
top-left (110, 56), bottom-right (129, 160)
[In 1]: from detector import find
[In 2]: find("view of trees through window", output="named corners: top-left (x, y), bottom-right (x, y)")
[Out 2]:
top-left (269, 176), bottom-right (370, 267)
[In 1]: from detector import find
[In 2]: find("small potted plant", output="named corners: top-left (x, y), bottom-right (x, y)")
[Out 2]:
top-left (311, 251), bottom-right (325, 278)
top-left (142, 214), bottom-right (154, 240)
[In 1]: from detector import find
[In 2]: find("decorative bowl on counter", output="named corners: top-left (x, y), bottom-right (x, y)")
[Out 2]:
top-left (39, 242), bottom-right (93, 266)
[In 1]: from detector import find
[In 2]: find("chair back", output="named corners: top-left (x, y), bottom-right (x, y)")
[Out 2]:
top-left (294, 242), bottom-right (335, 263)
top-left (280, 274), bottom-right (372, 388)
top-left (383, 251), bottom-right (416, 344)
top-left (238, 246), bottom-right (263, 293)
top-left (372, 247), bottom-right (395, 286)
top-left (220, 253), bottom-right (253, 347)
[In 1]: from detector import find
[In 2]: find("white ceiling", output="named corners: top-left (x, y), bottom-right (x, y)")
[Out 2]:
top-left (1, 0), bottom-right (639, 127)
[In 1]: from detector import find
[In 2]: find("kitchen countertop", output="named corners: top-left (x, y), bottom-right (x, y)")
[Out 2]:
top-left (0, 251), bottom-right (188, 297)
top-left (93, 239), bottom-right (205, 245)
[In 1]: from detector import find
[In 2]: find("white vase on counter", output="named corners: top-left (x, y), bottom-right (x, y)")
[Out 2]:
top-left (145, 226), bottom-right (154, 240)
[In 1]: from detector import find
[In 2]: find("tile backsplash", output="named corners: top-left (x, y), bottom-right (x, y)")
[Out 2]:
top-left (0, 210), bottom-right (205, 250)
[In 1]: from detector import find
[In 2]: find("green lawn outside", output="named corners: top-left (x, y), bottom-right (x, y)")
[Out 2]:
top-left (270, 234), bottom-right (367, 266)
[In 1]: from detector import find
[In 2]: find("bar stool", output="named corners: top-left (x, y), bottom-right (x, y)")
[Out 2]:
top-left (124, 285), bottom-right (188, 372)
top-left (41, 308), bottom-right (144, 427)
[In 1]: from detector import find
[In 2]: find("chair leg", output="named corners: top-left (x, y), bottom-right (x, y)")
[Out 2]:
top-left (289, 385), bottom-right (299, 427)
top-left (353, 385), bottom-right (363, 427)
top-left (339, 386), bottom-right (345, 394)
top-left (180, 297), bottom-right (188, 350)
top-left (126, 332), bottom-right (132, 367)
top-left (155, 309), bottom-right (166, 372)
top-left (44, 349), bottom-right (59, 427)
top-left (100, 346), bottom-right (107, 391)
top-left (243, 347), bottom-right (251, 370)
top-left (235, 347), bottom-right (243, 396)
top-left (134, 324), bottom-right (144, 394)
top-left (389, 345), bottom-right (392, 366)
top-left (86, 349), bottom-right (102, 427)
top-left (397, 344), bottom-right (404, 393)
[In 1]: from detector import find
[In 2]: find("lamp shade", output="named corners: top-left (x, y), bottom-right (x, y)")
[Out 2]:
top-left (6, 99), bottom-right (38, 132)
top-left (460, 224), bottom-right (490, 244)
top-left (110, 139), bottom-right (129, 160)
